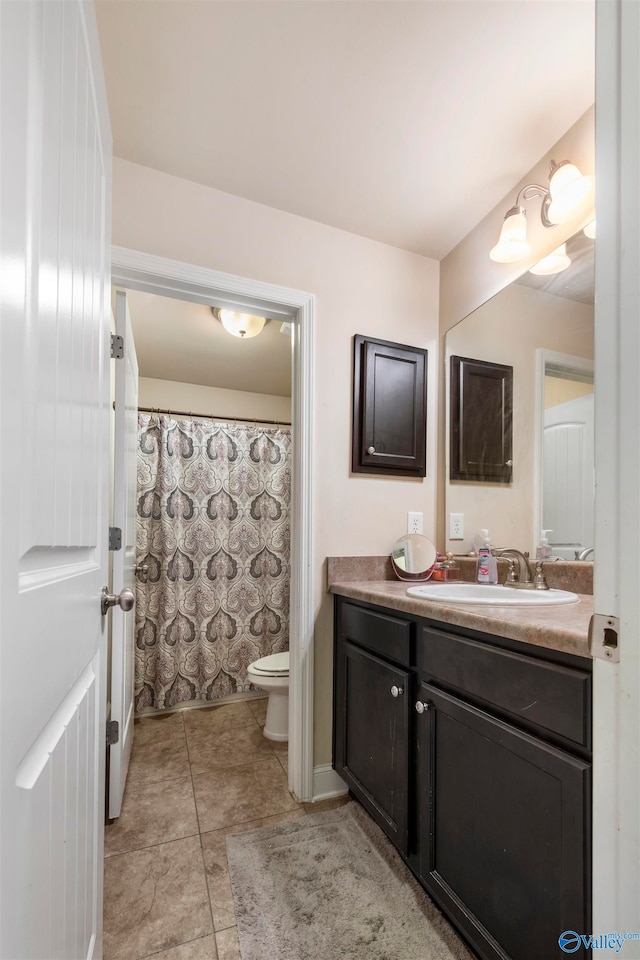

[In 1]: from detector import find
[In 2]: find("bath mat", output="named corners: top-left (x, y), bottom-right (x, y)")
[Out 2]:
top-left (225, 802), bottom-right (475, 960)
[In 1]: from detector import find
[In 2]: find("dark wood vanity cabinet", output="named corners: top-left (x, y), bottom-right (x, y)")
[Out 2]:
top-left (416, 681), bottom-right (590, 960)
top-left (333, 597), bottom-right (592, 960)
top-left (334, 641), bottom-right (410, 853)
top-left (333, 602), bottom-right (412, 853)
top-left (352, 335), bottom-right (428, 477)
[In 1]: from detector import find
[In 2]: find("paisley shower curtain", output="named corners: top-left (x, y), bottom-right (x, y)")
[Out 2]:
top-left (134, 413), bottom-right (291, 711)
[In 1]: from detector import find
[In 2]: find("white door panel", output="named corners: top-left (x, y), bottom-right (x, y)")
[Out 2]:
top-left (1, 2), bottom-right (112, 957)
top-left (593, 0), bottom-right (640, 942)
top-left (543, 394), bottom-right (594, 559)
top-left (109, 290), bottom-right (139, 818)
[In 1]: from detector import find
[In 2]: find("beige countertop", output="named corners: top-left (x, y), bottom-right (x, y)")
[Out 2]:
top-left (329, 580), bottom-right (593, 659)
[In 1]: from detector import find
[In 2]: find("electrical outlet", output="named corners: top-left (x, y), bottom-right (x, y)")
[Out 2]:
top-left (449, 513), bottom-right (464, 540)
top-left (408, 512), bottom-right (424, 535)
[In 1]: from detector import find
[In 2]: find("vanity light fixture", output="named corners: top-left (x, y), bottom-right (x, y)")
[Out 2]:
top-left (212, 307), bottom-right (267, 339)
top-left (489, 159), bottom-right (594, 264)
top-left (529, 242), bottom-right (571, 276)
top-left (489, 204), bottom-right (532, 263)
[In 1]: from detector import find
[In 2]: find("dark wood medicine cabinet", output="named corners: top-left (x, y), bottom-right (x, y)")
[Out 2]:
top-left (449, 354), bottom-right (513, 483)
top-left (352, 335), bottom-right (428, 477)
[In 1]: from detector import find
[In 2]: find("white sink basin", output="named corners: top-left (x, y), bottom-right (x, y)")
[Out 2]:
top-left (406, 583), bottom-right (579, 606)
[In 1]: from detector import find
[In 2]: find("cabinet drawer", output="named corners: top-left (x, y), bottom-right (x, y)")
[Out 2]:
top-left (339, 601), bottom-right (412, 666)
top-left (418, 627), bottom-right (591, 749)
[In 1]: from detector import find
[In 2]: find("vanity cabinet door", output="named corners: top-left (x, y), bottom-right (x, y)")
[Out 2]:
top-left (334, 640), bottom-right (410, 853)
top-left (352, 335), bottom-right (428, 477)
top-left (415, 681), bottom-right (590, 960)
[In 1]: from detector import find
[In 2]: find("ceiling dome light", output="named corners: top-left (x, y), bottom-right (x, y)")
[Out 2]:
top-left (529, 243), bottom-right (571, 276)
top-left (215, 309), bottom-right (267, 339)
top-left (489, 206), bottom-right (532, 263)
top-left (583, 220), bottom-right (596, 239)
top-left (546, 161), bottom-right (594, 225)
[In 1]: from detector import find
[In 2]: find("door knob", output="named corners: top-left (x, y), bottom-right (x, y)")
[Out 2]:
top-left (390, 685), bottom-right (404, 698)
top-left (415, 701), bottom-right (431, 714)
top-left (101, 586), bottom-right (135, 616)
top-left (135, 562), bottom-right (149, 582)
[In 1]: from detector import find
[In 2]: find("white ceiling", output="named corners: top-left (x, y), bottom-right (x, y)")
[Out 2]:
top-left (96, 0), bottom-right (595, 260)
top-left (122, 290), bottom-right (292, 396)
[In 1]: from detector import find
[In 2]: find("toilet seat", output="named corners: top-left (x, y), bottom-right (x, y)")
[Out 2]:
top-left (250, 652), bottom-right (289, 677)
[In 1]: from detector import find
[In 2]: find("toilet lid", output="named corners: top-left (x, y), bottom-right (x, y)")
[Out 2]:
top-left (251, 652), bottom-right (289, 675)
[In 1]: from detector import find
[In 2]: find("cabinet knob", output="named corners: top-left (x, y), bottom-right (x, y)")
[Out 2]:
top-left (415, 701), bottom-right (431, 714)
top-left (390, 685), bottom-right (404, 698)
top-left (505, 460), bottom-right (513, 467)
top-left (367, 446), bottom-right (376, 455)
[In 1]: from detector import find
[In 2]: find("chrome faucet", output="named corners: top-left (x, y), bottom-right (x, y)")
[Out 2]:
top-left (575, 546), bottom-right (594, 561)
top-left (493, 548), bottom-right (534, 588)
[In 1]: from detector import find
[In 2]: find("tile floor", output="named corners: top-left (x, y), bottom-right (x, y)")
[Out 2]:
top-left (103, 698), bottom-right (349, 960)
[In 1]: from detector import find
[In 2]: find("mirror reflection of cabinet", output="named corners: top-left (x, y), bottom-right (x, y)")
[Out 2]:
top-left (450, 355), bottom-right (513, 483)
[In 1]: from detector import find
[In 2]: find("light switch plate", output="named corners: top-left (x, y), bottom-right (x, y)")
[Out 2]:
top-left (449, 513), bottom-right (464, 540)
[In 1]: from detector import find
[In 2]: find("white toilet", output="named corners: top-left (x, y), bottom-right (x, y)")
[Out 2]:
top-left (247, 651), bottom-right (289, 741)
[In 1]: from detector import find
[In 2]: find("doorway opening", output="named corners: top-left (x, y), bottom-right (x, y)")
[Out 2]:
top-left (535, 349), bottom-right (594, 561)
top-left (110, 246), bottom-right (315, 803)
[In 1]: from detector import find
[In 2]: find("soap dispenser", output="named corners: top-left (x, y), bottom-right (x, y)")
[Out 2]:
top-left (536, 530), bottom-right (553, 561)
top-left (476, 529), bottom-right (498, 584)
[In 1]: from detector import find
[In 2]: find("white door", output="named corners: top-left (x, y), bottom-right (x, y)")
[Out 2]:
top-left (593, 0), bottom-right (640, 944)
top-left (0, 3), bottom-right (112, 958)
top-left (543, 393), bottom-right (594, 559)
top-left (109, 291), bottom-right (139, 818)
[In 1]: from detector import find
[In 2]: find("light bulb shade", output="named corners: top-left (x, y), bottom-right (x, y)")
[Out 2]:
top-left (529, 243), bottom-right (571, 276)
top-left (546, 161), bottom-right (594, 224)
top-left (583, 220), bottom-right (596, 239)
top-left (217, 310), bottom-right (266, 339)
top-left (489, 206), bottom-right (531, 263)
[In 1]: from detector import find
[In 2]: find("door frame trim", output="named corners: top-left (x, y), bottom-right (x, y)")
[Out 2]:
top-left (111, 245), bottom-right (316, 801)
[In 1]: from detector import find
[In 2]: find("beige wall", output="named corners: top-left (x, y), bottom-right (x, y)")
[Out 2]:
top-left (544, 376), bottom-right (593, 409)
top-left (113, 158), bottom-right (440, 766)
top-left (445, 283), bottom-right (593, 554)
top-left (138, 377), bottom-right (292, 422)
top-left (438, 106), bottom-right (595, 547)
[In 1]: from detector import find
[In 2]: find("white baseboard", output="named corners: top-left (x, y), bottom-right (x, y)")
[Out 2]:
top-left (134, 691), bottom-right (266, 719)
top-left (312, 763), bottom-right (348, 802)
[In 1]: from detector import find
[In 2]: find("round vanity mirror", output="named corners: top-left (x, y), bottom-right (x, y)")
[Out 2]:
top-left (391, 534), bottom-right (437, 582)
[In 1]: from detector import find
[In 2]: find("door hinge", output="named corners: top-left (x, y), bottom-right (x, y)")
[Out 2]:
top-left (588, 613), bottom-right (620, 663)
top-left (110, 334), bottom-right (124, 359)
top-left (106, 720), bottom-right (119, 746)
top-left (109, 527), bottom-right (122, 551)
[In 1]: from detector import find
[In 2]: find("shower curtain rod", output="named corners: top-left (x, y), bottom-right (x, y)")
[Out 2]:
top-left (138, 405), bottom-right (291, 426)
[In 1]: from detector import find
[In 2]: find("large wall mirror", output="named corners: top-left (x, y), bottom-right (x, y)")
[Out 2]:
top-left (445, 230), bottom-right (594, 559)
